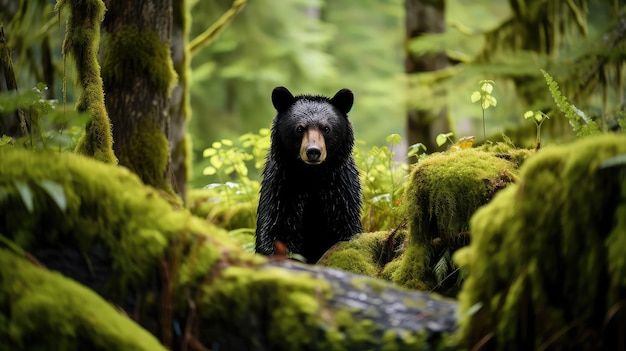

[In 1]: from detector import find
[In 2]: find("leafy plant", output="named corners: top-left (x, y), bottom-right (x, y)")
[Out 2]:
top-left (470, 80), bottom-right (497, 140)
top-left (0, 83), bottom-right (88, 150)
top-left (193, 130), bottom-right (414, 243)
top-left (540, 69), bottom-right (600, 137)
top-left (523, 110), bottom-right (550, 150)
top-left (354, 134), bottom-right (410, 232)
top-left (436, 132), bottom-right (455, 148)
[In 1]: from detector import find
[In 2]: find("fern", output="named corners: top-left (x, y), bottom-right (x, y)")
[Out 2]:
top-left (540, 69), bottom-right (600, 137)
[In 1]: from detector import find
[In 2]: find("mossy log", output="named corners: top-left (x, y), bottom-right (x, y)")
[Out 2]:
top-left (455, 134), bottom-right (626, 351)
top-left (0, 147), bottom-right (457, 351)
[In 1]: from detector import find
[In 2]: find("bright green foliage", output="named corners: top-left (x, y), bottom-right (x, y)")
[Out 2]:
top-left (454, 134), bottom-right (626, 351)
top-left (0, 249), bottom-right (168, 351)
top-left (523, 109), bottom-right (549, 149)
top-left (471, 80), bottom-right (497, 140)
top-left (188, 128), bottom-right (268, 246)
top-left (0, 84), bottom-right (88, 149)
top-left (541, 69), bottom-right (600, 137)
top-left (394, 148), bottom-right (524, 296)
top-left (56, 0), bottom-right (116, 164)
top-left (191, 131), bottom-right (412, 237)
top-left (355, 134), bottom-right (410, 232)
top-left (436, 132), bottom-right (454, 147)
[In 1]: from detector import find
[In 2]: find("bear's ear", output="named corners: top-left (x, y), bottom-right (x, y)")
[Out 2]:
top-left (272, 86), bottom-right (295, 112)
top-left (330, 88), bottom-right (354, 115)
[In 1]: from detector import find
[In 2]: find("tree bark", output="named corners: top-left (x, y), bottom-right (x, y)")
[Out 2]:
top-left (102, 0), bottom-right (177, 191)
top-left (405, 0), bottom-right (451, 152)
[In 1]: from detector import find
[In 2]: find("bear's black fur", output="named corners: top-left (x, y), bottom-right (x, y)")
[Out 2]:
top-left (255, 86), bottom-right (362, 263)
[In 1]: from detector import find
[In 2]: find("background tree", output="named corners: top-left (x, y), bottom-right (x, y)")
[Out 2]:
top-left (404, 0), bottom-right (451, 152)
top-left (407, 0), bottom-right (625, 147)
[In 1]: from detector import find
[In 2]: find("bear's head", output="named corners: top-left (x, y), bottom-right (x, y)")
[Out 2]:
top-left (270, 86), bottom-right (354, 166)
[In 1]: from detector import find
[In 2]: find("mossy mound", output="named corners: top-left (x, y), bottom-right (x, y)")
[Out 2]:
top-left (454, 134), bottom-right (626, 351)
top-left (0, 147), bottom-right (235, 295)
top-left (394, 148), bottom-right (527, 295)
top-left (318, 229), bottom-right (407, 277)
top-left (0, 249), bottom-right (167, 351)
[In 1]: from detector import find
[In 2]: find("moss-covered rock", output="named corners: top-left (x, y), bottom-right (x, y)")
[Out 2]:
top-left (454, 134), bottom-right (626, 351)
top-left (394, 148), bottom-right (529, 295)
top-left (0, 147), bottom-right (228, 294)
top-left (318, 230), bottom-right (407, 277)
top-left (0, 249), bottom-right (167, 351)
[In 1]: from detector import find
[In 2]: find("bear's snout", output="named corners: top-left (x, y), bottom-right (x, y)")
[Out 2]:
top-left (306, 146), bottom-right (322, 162)
top-left (300, 128), bottom-right (327, 164)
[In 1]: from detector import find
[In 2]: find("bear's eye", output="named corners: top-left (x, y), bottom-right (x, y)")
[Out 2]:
top-left (296, 126), bottom-right (304, 133)
top-left (322, 126), bottom-right (330, 133)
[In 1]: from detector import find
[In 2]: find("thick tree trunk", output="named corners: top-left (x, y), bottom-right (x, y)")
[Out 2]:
top-left (102, 0), bottom-right (177, 191)
top-left (405, 0), bottom-right (450, 152)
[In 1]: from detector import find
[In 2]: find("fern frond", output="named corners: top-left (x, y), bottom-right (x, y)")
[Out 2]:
top-left (540, 69), bottom-right (600, 137)
top-left (433, 249), bottom-right (451, 283)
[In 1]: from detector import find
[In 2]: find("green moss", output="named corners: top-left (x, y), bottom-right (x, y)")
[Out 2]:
top-left (0, 249), bottom-right (167, 351)
top-left (395, 148), bottom-right (522, 295)
top-left (379, 257), bottom-right (402, 281)
top-left (197, 265), bottom-right (330, 349)
top-left (0, 147), bottom-right (228, 293)
top-left (115, 119), bottom-right (172, 190)
top-left (101, 25), bottom-right (176, 95)
top-left (56, 0), bottom-right (116, 164)
top-left (318, 230), bottom-right (408, 279)
top-left (391, 245), bottom-right (431, 291)
top-left (454, 134), bottom-right (626, 350)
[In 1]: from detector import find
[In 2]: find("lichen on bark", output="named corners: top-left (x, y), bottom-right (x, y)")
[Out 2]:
top-left (55, 0), bottom-right (116, 164)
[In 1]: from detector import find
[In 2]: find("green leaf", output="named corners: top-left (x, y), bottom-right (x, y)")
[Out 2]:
top-left (35, 82), bottom-right (48, 93)
top-left (523, 110), bottom-right (535, 119)
top-left (14, 181), bottom-right (34, 213)
top-left (386, 133), bottom-right (402, 145)
top-left (470, 91), bottom-right (481, 103)
top-left (436, 133), bottom-right (448, 147)
top-left (480, 82), bottom-right (493, 94)
top-left (203, 148), bottom-right (217, 157)
top-left (203, 166), bottom-right (217, 175)
top-left (38, 180), bottom-right (67, 212)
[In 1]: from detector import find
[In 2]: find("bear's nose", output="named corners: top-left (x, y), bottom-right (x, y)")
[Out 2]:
top-left (306, 147), bottom-right (321, 162)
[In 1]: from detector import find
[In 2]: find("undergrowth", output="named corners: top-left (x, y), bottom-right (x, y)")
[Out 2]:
top-left (191, 130), bottom-right (419, 249)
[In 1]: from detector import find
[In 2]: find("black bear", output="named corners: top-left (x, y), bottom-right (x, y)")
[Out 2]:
top-left (255, 86), bottom-right (362, 263)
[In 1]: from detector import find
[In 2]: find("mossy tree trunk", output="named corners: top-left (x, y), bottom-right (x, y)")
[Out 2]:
top-left (405, 0), bottom-right (451, 152)
top-left (102, 0), bottom-right (177, 191)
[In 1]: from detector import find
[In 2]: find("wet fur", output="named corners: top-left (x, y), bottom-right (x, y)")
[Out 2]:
top-left (255, 87), bottom-right (362, 263)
